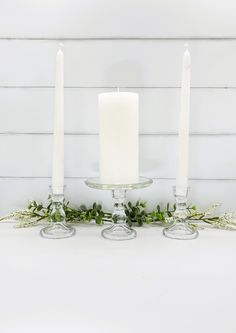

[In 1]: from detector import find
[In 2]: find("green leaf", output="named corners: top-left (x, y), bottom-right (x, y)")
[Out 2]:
top-left (36, 204), bottom-right (43, 211)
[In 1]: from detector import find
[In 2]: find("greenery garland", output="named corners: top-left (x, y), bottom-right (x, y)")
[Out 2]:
top-left (1, 196), bottom-right (236, 231)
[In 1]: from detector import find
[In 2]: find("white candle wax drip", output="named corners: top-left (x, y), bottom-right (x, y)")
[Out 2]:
top-left (99, 92), bottom-right (139, 184)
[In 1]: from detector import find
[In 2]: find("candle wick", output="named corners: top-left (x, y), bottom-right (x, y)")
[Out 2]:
top-left (184, 43), bottom-right (189, 50)
top-left (59, 42), bottom-right (64, 50)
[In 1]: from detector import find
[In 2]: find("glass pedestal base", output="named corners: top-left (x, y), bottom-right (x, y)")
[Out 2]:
top-left (163, 222), bottom-right (199, 240)
top-left (102, 224), bottom-right (137, 241)
top-left (40, 222), bottom-right (75, 239)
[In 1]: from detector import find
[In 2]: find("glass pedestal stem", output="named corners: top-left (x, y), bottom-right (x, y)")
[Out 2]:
top-left (163, 186), bottom-right (199, 240)
top-left (101, 189), bottom-right (137, 241)
top-left (112, 189), bottom-right (126, 224)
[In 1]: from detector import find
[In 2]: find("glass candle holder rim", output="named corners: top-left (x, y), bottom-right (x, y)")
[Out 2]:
top-left (173, 185), bottom-right (190, 197)
top-left (85, 177), bottom-right (153, 191)
top-left (50, 185), bottom-right (66, 194)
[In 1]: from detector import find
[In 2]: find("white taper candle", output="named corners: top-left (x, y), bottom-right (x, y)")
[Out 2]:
top-left (99, 91), bottom-right (139, 184)
top-left (176, 45), bottom-right (191, 196)
top-left (52, 44), bottom-right (64, 191)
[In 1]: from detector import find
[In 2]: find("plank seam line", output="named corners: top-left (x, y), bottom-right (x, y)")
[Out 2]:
top-left (0, 86), bottom-right (236, 89)
top-left (0, 176), bottom-right (234, 181)
top-left (0, 132), bottom-right (235, 136)
top-left (0, 37), bottom-right (236, 41)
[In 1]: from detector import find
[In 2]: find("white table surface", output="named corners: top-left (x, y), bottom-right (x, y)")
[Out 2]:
top-left (0, 222), bottom-right (235, 333)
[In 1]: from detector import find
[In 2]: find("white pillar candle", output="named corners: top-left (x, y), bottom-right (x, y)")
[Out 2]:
top-left (99, 92), bottom-right (139, 184)
top-left (52, 44), bottom-right (64, 191)
top-left (176, 46), bottom-right (191, 196)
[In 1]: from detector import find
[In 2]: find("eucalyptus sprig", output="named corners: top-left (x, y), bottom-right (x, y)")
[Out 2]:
top-left (1, 197), bottom-right (236, 231)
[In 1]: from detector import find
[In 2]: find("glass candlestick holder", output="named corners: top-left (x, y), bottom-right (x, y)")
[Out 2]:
top-left (163, 186), bottom-right (199, 240)
top-left (40, 186), bottom-right (76, 239)
top-left (85, 177), bottom-right (153, 241)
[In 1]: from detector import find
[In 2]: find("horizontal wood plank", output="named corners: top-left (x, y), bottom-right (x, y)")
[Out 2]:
top-left (0, 87), bottom-right (236, 134)
top-left (0, 0), bottom-right (236, 38)
top-left (0, 134), bottom-right (235, 179)
top-left (1, 40), bottom-right (236, 87)
top-left (0, 178), bottom-right (234, 216)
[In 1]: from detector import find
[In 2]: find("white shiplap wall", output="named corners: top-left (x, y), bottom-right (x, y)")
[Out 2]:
top-left (0, 0), bottom-right (236, 215)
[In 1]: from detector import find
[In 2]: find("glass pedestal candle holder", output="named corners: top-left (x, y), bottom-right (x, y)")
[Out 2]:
top-left (85, 177), bottom-right (153, 241)
top-left (40, 186), bottom-right (76, 239)
top-left (163, 186), bottom-right (199, 240)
